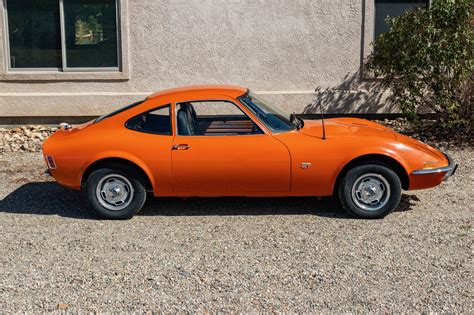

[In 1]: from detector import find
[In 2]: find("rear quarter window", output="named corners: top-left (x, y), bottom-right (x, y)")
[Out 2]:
top-left (125, 105), bottom-right (172, 135)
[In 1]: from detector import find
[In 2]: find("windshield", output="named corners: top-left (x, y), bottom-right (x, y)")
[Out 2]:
top-left (95, 100), bottom-right (145, 123)
top-left (238, 92), bottom-right (298, 132)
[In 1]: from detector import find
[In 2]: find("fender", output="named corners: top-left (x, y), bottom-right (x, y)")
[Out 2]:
top-left (339, 142), bottom-right (412, 173)
top-left (332, 140), bottom-right (413, 192)
top-left (79, 150), bottom-right (156, 192)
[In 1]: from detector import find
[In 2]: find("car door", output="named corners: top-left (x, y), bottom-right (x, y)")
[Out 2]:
top-left (171, 100), bottom-right (291, 195)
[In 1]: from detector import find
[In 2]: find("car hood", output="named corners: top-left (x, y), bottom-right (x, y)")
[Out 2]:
top-left (299, 118), bottom-right (396, 140)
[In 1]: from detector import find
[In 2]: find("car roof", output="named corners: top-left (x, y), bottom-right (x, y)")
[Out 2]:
top-left (147, 85), bottom-right (248, 100)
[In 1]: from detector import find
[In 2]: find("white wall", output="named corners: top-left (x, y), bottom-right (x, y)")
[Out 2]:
top-left (0, 0), bottom-right (393, 118)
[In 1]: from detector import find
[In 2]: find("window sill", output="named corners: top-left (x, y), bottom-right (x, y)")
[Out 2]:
top-left (0, 70), bottom-right (130, 82)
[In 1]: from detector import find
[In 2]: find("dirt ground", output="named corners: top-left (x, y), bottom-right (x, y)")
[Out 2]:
top-left (0, 150), bottom-right (472, 312)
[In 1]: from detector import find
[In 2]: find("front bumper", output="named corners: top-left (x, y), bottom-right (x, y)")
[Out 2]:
top-left (412, 153), bottom-right (458, 181)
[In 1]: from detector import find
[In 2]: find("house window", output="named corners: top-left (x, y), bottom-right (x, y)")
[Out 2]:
top-left (375, 0), bottom-right (429, 38)
top-left (5, 0), bottom-right (119, 71)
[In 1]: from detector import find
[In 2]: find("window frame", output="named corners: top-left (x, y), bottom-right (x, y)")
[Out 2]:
top-left (125, 104), bottom-right (173, 136)
top-left (2, 0), bottom-right (122, 73)
top-left (174, 100), bottom-right (266, 137)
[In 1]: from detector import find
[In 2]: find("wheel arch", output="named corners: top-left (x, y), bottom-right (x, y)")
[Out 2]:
top-left (80, 157), bottom-right (154, 191)
top-left (333, 154), bottom-right (410, 194)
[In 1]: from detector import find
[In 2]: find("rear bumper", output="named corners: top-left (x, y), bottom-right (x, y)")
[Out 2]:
top-left (412, 153), bottom-right (458, 181)
top-left (409, 153), bottom-right (458, 190)
top-left (44, 168), bottom-right (81, 190)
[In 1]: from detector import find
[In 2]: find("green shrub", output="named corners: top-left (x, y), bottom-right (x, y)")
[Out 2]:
top-left (367, 0), bottom-right (473, 128)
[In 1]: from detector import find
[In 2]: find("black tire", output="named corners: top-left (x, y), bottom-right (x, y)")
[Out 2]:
top-left (338, 163), bottom-right (402, 219)
top-left (84, 165), bottom-right (147, 220)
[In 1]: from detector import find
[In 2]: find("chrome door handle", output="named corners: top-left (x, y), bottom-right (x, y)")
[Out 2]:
top-left (172, 144), bottom-right (191, 150)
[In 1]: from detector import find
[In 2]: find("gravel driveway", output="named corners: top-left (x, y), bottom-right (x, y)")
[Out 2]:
top-left (0, 149), bottom-right (472, 312)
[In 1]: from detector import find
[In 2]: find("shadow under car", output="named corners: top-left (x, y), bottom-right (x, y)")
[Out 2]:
top-left (0, 182), bottom-right (419, 220)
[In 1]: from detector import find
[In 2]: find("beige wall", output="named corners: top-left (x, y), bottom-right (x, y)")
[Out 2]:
top-left (0, 0), bottom-right (394, 118)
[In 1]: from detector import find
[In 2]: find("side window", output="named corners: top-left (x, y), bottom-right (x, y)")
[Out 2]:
top-left (176, 101), bottom-right (263, 136)
top-left (126, 105), bottom-right (172, 135)
top-left (192, 101), bottom-right (247, 117)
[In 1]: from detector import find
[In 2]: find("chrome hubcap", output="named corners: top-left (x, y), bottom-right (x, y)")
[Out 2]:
top-left (96, 174), bottom-right (134, 211)
top-left (351, 173), bottom-right (391, 212)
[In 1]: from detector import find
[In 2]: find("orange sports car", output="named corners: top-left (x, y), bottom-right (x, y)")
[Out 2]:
top-left (43, 85), bottom-right (457, 219)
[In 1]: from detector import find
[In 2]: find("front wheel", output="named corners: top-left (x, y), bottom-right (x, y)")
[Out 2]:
top-left (84, 167), bottom-right (147, 219)
top-left (338, 164), bottom-right (402, 219)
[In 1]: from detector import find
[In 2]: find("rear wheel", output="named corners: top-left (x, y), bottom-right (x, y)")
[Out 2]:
top-left (84, 167), bottom-right (147, 219)
top-left (338, 164), bottom-right (401, 219)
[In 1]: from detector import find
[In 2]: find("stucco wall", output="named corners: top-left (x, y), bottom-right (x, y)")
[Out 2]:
top-left (0, 0), bottom-right (392, 118)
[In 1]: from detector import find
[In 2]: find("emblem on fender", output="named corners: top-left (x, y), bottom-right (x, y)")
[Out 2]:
top-left (301, 162), bottom-right (312, 169)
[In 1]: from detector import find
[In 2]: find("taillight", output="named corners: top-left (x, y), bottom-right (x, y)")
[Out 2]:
top-left (46, 155), bottom-right (56, 169)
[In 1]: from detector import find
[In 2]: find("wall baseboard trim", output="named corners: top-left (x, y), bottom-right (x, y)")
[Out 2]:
top-left (0, 116), bottom-right (98, 126)
top-left (0, 113), bottom-right (435, 126)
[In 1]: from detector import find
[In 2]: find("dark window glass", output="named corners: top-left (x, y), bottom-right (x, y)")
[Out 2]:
top-left (6, 0), bottom-right (62, 68)
top-left (64, 0), bottom-right (118, 68)
top-left (126, 106), bottom-right (172, 135)
top-left (375, 0), bottom-right (428, 38)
